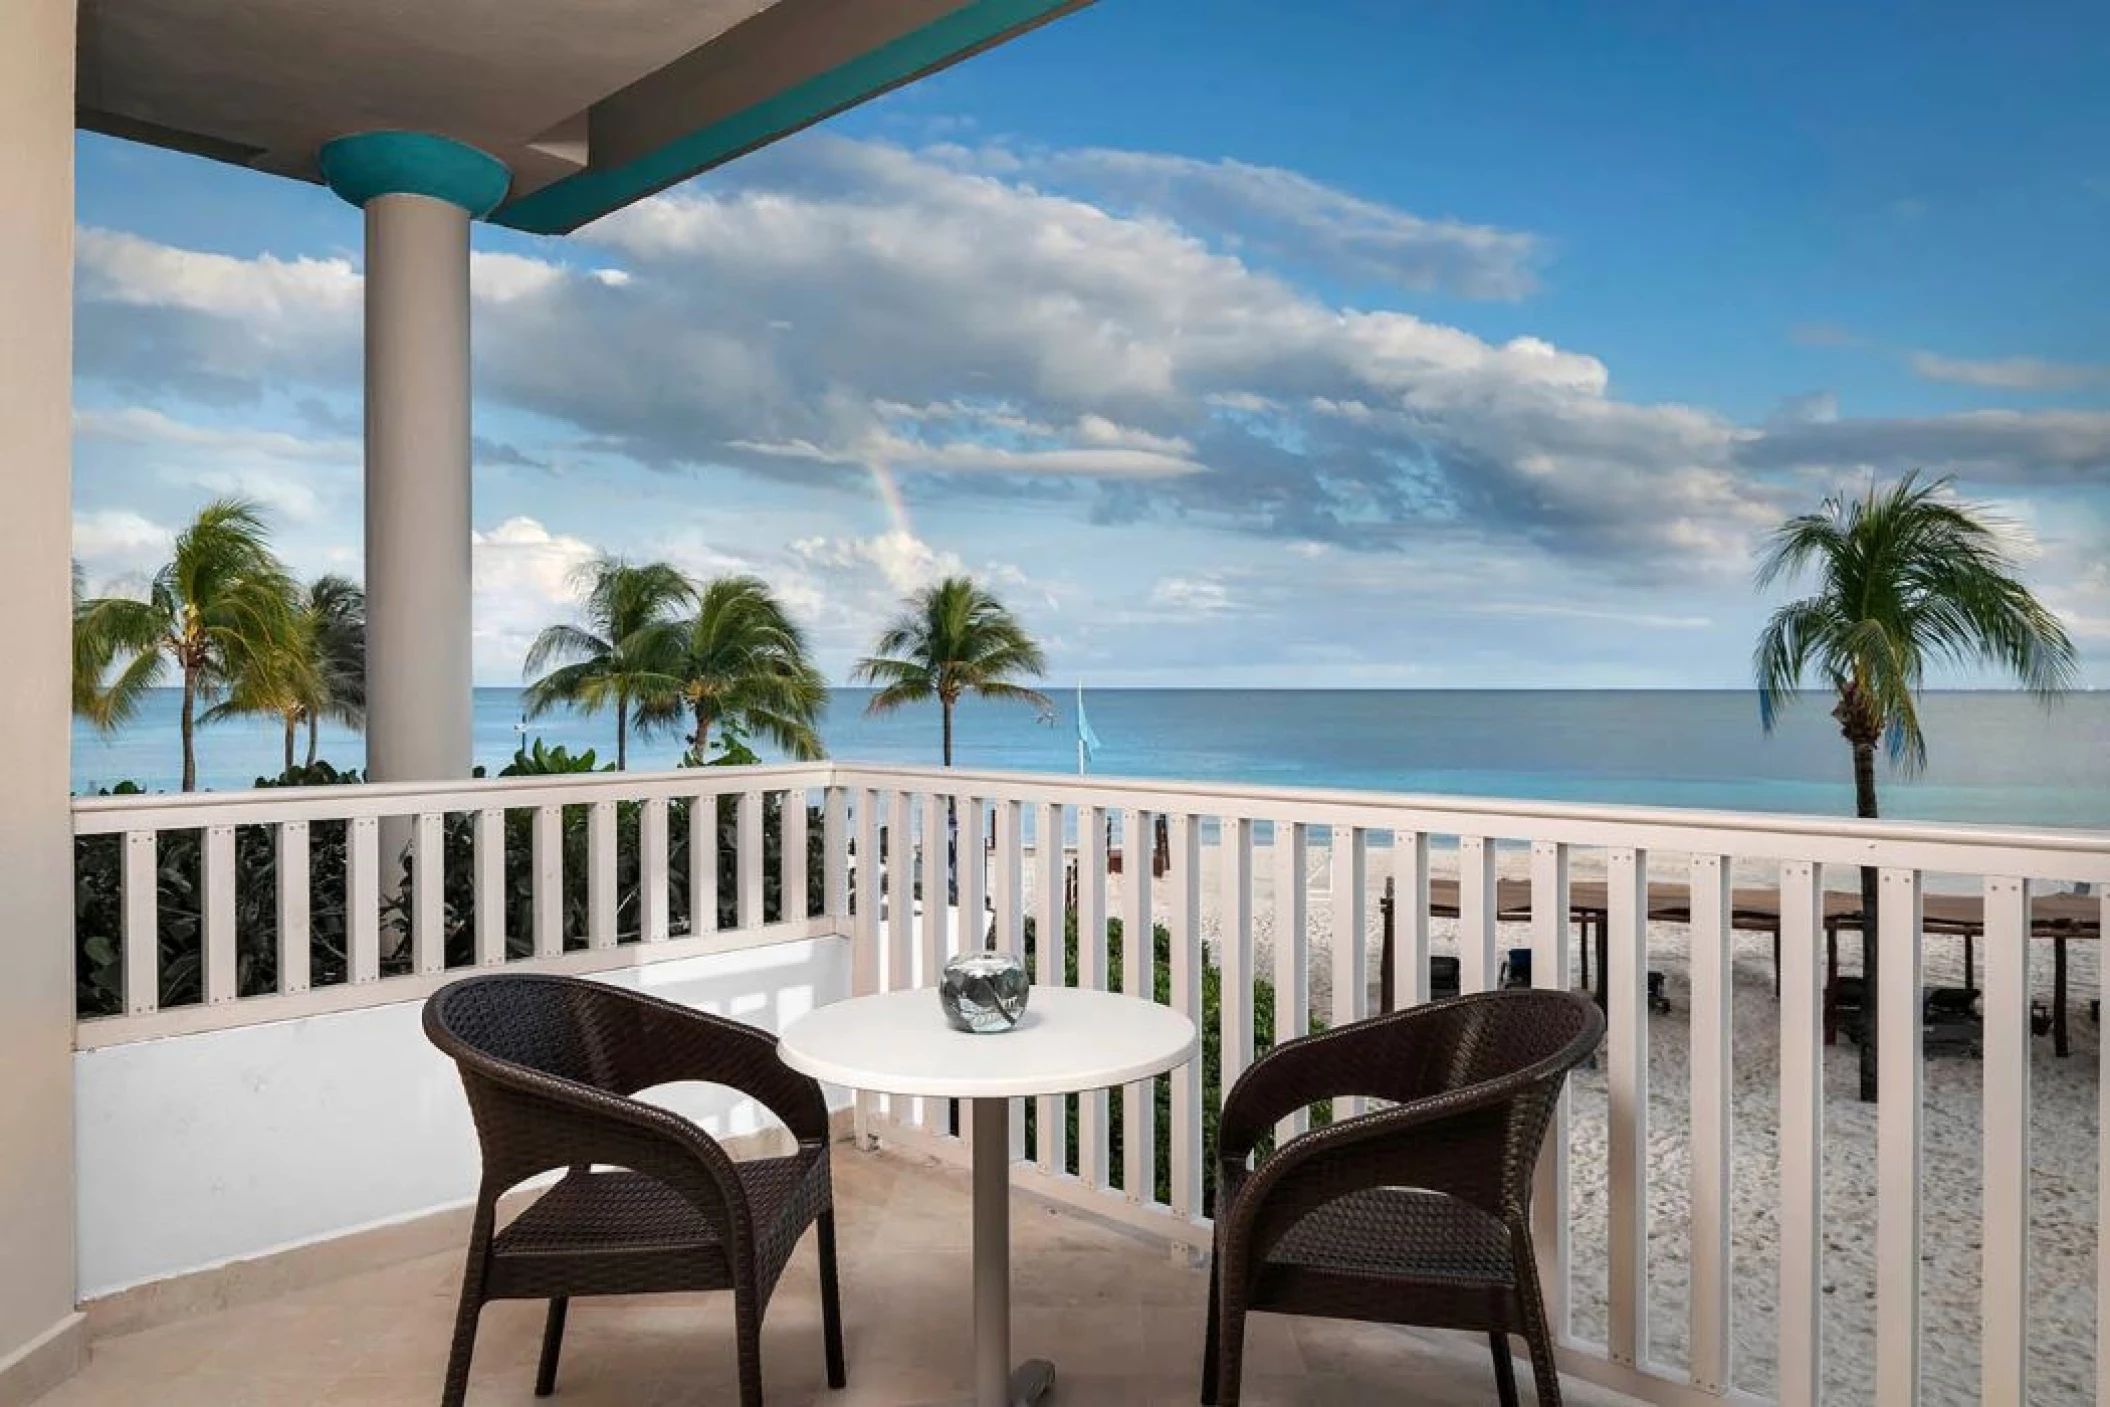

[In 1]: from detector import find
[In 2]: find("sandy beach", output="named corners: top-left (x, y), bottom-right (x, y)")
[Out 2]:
top-left (1022, 842), bottom-right (2102, 1405)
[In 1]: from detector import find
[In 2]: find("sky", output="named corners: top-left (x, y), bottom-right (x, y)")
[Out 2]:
top-left (70, 0), bottom-right (2110, 689)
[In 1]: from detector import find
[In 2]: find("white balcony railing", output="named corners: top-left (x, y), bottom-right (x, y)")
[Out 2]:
top-left (70, 762), bottom-right (2110, 1406)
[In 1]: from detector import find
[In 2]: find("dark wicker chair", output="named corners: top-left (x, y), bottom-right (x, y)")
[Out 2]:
top-left (1201, 989), bottom-right (1605, 1407)
top-left (423, 974), bottom-right (846, 1407)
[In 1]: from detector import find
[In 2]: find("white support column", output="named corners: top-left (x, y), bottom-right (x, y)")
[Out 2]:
top-left (0, 0), bottom-right (84, 1393)
top-left (364, 194), bottom-right (472, 780)
top-left (320, 134), bottom-right (509, 784)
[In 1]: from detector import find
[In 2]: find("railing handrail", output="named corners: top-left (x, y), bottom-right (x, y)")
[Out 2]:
top-left (829, 762), bottom-right (2110, 881)
top-left (76, 755), bottom-right (2110, 852)
top-left (71, 761), bottom-right (836, 833)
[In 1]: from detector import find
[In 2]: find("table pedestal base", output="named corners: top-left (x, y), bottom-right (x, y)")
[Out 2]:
top-left (1008, 1358), bottom-right (1056, 1405)
top-left (975, 1099), bottom-right (1056, 1406)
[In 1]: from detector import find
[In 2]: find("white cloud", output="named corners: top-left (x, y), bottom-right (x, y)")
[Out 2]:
top-left (76, 406), bottom-right (353, 523)
top-left (1020, 147), bottom-right (1547, 300)
top-left (73, 509), bottom-right (174, 586)
top-left (791, 529), bottom-right (967, 597)
top-left (1148, 576), bottom-right (1236, 616)
top-left (77, 228), bottom-right (360, 318)
top-left (68, 132), bottom-right (2109, 608)
top-left (1910, 352), bottom-right (2110, 393)
top-left (471, 516), bottom-right (601, 679)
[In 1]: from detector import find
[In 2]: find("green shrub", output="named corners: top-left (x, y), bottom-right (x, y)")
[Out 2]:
top-left (1019, 913), bottom-right (1324, 1216)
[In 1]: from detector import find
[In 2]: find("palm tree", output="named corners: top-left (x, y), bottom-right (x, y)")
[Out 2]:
top-left (73, 498), bottom-right (306, 790)
top-left (853, 575), bottom-right (1051, 766)
top-left (522, 557), bottom-right (692, 770)
top-left (1754, 472), bottom-right (2077, 1101)
top-left (636, 575), bottom-right (828, 762)
top-left (210, 575), bottom-right (366, 772)
top-left (298, 575), bottom-right (366, 768)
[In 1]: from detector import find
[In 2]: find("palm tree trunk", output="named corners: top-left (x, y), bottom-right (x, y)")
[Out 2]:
top-left (616, 697), bottom-right (629, 771)
top-left (306, 712), bottom-right (320, 769)
top-left (690, 703), bottom-right (714, 760)
top-left (1852, 739), bottom-right (1881, 1103)
top-left (179, 665), bottom-right (199, 792)
top-left (282, 714), bottom-right (296, 775)
top-left (941, 699), bottom-right (955, 768)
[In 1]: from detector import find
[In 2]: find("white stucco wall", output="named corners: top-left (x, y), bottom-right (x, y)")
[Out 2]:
top-left (75, 939), bottom-right (851, 1299)
top-left (0, 0), bottom-right (82, 1382)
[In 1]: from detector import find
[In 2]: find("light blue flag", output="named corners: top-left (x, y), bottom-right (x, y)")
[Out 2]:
top-left (1076, 688), bottom-right (1102, 759)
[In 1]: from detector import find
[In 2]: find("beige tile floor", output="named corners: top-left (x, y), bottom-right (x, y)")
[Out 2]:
top-left (41, 1147), bottom-right (1637, 1406)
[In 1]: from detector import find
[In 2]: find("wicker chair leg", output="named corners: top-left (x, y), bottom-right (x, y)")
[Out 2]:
top-left (734, 1290), bottom-right (766, 1407)
top-left (1211, 1294), bottom-right (1248, 1407)
top-left (1199, 1260), bottom-right (1222, 1406)
top-left (439, 1208), bottom-right (493, 1407)
top-left (817, 1212), bottom-right (847, 1389)
top-left (1511, 1234), bottom-right (1564, 1407)
top-left (535, 1298), bottom-right (569, 1397)
top-left (1489, 1332), bottom-right (1520, 1407)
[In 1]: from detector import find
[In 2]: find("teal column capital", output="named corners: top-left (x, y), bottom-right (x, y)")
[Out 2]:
top-left (318, 132), bottom-right (511, 219)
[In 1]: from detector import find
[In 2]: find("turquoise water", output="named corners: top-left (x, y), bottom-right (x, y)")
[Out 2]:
top-left (70, 689), bottom-right (2110, 830)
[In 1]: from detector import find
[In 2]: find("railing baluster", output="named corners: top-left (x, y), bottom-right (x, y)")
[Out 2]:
top-left (1220, 817), bottom-right (1255, 1091)
top-left (1606, 844), bottom-right (1648, 1367)
top-left (918, 791), bottom-right (950, 1133)
top-left (887, 793), bottom-right (915, 994)
top-left (1876, 866), bottom-right (1924, 1406)
top-left (922, 793), bottom-right (948, 992)
top-left (2099, 888), bottom-right (2110, 1407)
top-left (851, 789), bottom-right (882, 1148)
top-left (1459, 834), bottom-right (1497, 993)
top-left (276, 821), bottom-right (310, 995)
top-left (533, 805), bottom-right (562, 956)
top-left (474, 808), bottom-right (505, 964)
top-left (1079, 805), bottom-right (1110, 1188)
top-left (1981, 875), bottom-right (2029, 1405)
top-left (349, 816), bottom-right (380, 982)
top-left (1122, 807), bottom-right (1154, 1201)
top-left (1273, 820), bottom-right (1309, 1143)
top-left (640, 797), bottom-right (670, 942)
top-left (993, 801), bottom-right (1023, 950)
top-left (737, 791), bottom-right (763, 931)
top-left (994, 801), bottom-right (1026, 1164)
top-left (202, 825), bottom-right (236, 1003)
top-left (1034, 801), bottom-right (1066, 1177)
top-left (414, 811), bottom-right (445, 972)
top-left (587, 800), bottom-right (616, 950)
top-left (123, 830), bottom-right (158, 1015)
top-left (782, 788), bottom-right (809, 924)
top-left (1393, 828), bottom-right (1430, 1009)
top-left (1689, 852), bottom-right (1733, 1393)
top-left (1530, 840), bottom-right (1573, 1341)
top-left (885, 791), bottom-right (915, 1128)
top-left (688, 790), bottom-right (717, 938)
top-left (1778, 859), bottom-right (1825, 1404)
top-left (1168, 813), bottom-right (1204, 1219)
top-left (1330, 826), bottom-right (1367, 1118)
top-left (823, 787), bottom-right (848, 924)
top-left (959, 797), bottom-right (987, 950)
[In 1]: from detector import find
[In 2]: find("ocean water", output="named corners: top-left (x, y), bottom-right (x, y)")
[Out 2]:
top-left (70, 689), bottom-right (2110, 830)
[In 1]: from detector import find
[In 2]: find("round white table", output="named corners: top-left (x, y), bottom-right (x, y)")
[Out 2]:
top-left (779, 986), bottom-right (1198, 1407)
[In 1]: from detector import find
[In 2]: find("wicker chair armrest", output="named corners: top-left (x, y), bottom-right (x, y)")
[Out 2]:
top-left (466, 1062), bottom-right (760, 1247)
top-left (602, 987), bottom-right (832, 1144)
top-left (1216, 1009), bottom-right (1448, 1167)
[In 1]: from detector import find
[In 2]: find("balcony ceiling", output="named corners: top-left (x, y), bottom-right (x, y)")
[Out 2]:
top-left (75, 0), bottom-right (1088, 234)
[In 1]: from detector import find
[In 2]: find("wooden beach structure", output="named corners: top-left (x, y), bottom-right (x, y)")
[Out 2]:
top-left (1385, 875), bottom-right (2102, 1054)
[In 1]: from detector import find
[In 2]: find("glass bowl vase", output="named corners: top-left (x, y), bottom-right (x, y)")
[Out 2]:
top-left (939, 950), bottom-right (1031, 1033)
